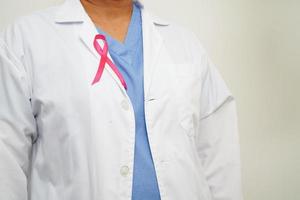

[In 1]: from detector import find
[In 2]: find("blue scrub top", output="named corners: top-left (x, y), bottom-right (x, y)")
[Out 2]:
top-left (96, 3), bottom-right (161, 200)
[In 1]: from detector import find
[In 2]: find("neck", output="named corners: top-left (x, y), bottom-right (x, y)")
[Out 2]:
top-left (80, 0), bottom-right (133, 20)
top-left (80, 0), bottom-right (134, 43)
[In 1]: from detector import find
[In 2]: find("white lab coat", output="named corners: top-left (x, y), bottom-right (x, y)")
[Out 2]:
top-left (0, 0), bottom-right (243, 199)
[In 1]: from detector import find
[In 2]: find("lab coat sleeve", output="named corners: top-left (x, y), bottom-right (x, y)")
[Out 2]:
top-left (0, 38), bottom-right (36, 200)
top-left (196, 55), bottom-right (243, 200)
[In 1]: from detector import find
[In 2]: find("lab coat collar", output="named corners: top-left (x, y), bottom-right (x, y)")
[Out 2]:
top-left (54, 0), bottom-right (170, 26)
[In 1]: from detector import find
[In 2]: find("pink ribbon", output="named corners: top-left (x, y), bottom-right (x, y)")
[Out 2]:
top-left (92, 34), bottom-right (127, 90)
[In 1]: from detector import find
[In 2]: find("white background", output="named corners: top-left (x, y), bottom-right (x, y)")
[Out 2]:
top-left (0, 0), bottom-right (299, 199)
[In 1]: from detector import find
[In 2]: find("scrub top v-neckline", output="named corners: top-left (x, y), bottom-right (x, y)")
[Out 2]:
top-left (96, 3), bottom-right (161, 200)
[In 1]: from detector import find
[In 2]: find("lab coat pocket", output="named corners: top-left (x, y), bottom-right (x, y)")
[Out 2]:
top-left (174, 64), bottom-right (197, 93)
top-left (173, 62), bottom-right (197, 78)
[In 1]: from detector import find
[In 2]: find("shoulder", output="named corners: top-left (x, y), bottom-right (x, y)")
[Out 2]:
top-left (1, 4), bottom-right (61, 34)
top-left (0, 3), bottom-right (63, 56)
top-left (146, 10), bottom-right (209, 67)
top-left (161, 22), bottom-right (206, 55)
top-left (150, 13), bottom-right (201, 46)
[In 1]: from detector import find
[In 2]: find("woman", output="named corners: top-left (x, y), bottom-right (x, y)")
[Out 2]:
top-left (0, 0), bottom-right (243, 199)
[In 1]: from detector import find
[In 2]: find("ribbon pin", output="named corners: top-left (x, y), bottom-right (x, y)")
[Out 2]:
top-left (92, 34), bottom-right (127, 90)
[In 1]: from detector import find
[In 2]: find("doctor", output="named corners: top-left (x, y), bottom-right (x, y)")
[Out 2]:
top-left (0, 0), bottom-right (243, 199)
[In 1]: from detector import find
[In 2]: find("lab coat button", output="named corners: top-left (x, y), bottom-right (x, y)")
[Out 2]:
top-left (120, 165), bottom-right (130, 177)
top-left (121, 100), bottom-right (129, 111)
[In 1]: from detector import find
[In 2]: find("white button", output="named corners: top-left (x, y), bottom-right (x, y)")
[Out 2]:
top-left (121, 100), bottom-right (129, 111)
top-left (120, 165), bottom-right (130, 177)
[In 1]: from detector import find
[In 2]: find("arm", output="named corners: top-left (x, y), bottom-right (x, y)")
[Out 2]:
top-left (0, 39), bottom-right (37, 200)
top-left (196, 53), bottom-right (243, 200)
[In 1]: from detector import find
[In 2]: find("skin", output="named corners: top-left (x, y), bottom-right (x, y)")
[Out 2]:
top-left (80, 0), bottom-right (133, 43)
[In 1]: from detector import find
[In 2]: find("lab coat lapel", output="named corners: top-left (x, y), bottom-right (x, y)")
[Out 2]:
top-left (141, 10), bottom-right (164, 100)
